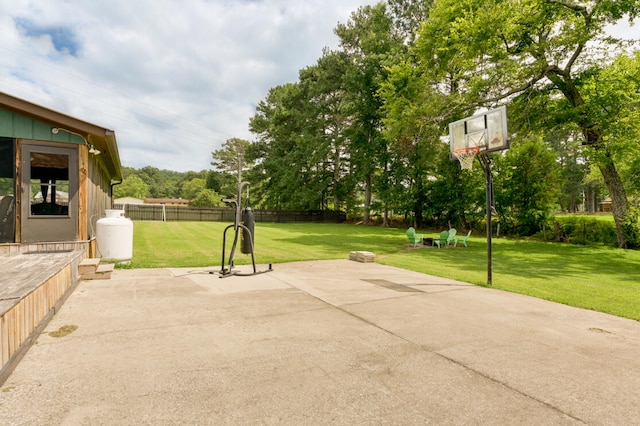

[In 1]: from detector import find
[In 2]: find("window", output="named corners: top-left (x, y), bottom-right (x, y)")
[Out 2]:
top-left (29, 152), bottom-right (70, 216)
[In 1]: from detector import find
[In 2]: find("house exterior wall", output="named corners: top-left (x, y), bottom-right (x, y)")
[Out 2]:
top-left (0, 109), bottom-right (85, 145)
top-left (0, 107), bottom-right (119, 245)
top-left (0, 93), bottom-right (123, 388)
top-left (87, 152), bottom-right (113, 239)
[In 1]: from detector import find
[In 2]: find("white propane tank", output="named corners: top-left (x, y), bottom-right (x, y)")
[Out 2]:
top-left (96, 209), bottom-right (133, 263)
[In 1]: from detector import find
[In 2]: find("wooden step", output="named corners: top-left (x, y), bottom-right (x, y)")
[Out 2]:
top-left (82, 263), bottom-right (114, 280)
top-left (78, 258), bottom-right (101, 275)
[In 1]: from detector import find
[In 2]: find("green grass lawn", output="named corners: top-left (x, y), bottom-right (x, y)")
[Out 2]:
top-left (132, 222), bottom-right (404, 268)
top-left (132, 221), bottom-right (640, 321)
top-left (555, 213), bottom-right (615, 222)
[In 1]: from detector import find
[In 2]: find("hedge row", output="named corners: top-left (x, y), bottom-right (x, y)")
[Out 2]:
top-left (537, 216), bottom-right (617, 246)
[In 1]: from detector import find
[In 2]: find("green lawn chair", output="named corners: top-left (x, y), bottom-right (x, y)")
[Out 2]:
top-left (446, 228), bottom-right (457, 247)
top-left (406, 227), bottom-right (423, 247)
top-left (455, 230), bottom-right (472, 247)
top-left (433, 230), bottom-right (449, 248)
top-left (434, 228), bottom-right (457, 248)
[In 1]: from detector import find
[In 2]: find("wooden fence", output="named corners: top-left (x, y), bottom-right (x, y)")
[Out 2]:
top-left (113, 204), bottom-right (346, 224)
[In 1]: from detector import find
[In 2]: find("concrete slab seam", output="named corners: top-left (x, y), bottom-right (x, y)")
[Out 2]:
top-left (288, 281), bottom-right (589, 425)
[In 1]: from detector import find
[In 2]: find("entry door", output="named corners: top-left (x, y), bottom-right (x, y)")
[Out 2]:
top-left (21, 144), bottom-right (78, 243)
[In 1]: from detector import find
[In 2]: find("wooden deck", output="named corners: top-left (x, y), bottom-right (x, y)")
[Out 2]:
top-left (0, 248), bottom-right (86, 385)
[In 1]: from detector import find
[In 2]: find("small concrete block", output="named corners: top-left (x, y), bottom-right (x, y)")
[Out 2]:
top-left (349, 251), bottom-right (375, 263)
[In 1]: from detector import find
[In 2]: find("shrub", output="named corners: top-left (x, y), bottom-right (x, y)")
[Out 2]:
top-left (622, 208), bottom-right (640, 249)
top-left (541, 216), bottom-right (618, 246)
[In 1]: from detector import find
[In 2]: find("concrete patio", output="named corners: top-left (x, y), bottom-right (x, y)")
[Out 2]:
top-left (1, 260), bottom-right (639, 425)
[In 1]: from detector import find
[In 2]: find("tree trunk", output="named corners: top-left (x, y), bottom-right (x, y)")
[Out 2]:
top-left (413, 170), bottom-right (424, 227)
top-left (333, 145), bottom-right (341, 211)
top-left (595, 149), bottom-right (628, 247)
top-left (577, 111), bottom-right (629, 246)
top-left (546, 71), bottom-right (630, 246)
top-left (568, 193), bottom-right (576, 213)
top-left (363, 174), bottom-right (372, 224)
top-left (585, 185), bottom-right (597, 214)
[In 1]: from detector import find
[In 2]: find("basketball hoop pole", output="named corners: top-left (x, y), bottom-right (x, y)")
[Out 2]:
top-left (449, 106), bottom-right (508, 286)
top-left (478, 154), bottom-right (493, 286)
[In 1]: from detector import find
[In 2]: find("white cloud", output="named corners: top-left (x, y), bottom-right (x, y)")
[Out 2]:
top-left (5, 1), bottom-right (633, 173)
top-left (0, 0), bottom-right (378, 171)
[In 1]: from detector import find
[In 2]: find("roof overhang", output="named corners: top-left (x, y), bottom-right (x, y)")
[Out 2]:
top-left (0, 91), bottom-right (123, 182)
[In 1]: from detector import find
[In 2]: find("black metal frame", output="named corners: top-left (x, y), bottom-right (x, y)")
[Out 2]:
top-left (215, 181), bottom-right (273, 278)
top-left (477, 154), bottom-right (496, 286)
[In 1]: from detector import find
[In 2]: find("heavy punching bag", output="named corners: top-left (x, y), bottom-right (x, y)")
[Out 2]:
top-left (241, 207), bottom-right (255, 254)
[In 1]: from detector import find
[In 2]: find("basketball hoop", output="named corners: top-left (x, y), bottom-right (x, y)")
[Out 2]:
top-left (453, 146), bottom-right (480, 170)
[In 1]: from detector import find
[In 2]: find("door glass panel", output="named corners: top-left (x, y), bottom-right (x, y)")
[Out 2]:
top-left (30, 152), bottom-right (70, 216)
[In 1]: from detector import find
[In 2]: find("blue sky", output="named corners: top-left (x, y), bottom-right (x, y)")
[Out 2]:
top-left (14, 17), bottom-right (81, 56)
top-left (0, 1), bottom-right (637, 172)
top-left (0, 0), bottom-right (378, 171)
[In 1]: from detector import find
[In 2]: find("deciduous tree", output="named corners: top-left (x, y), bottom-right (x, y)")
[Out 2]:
top-left (180, 178), bottom-right (206, 201)
top-left (416, 0), bottom-right (640, 247)
top-left (335, 3), bottom-right (404, 223)
top-left (494, 136), bottom-right (560, 235)
top-left (113, 175), bottom-right (150, 199)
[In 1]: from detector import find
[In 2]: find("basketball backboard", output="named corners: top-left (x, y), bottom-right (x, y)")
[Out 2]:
top-left (449, 106), bottom-right (509, 162)
top-left (448, 108), bottom-right (507, 285)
